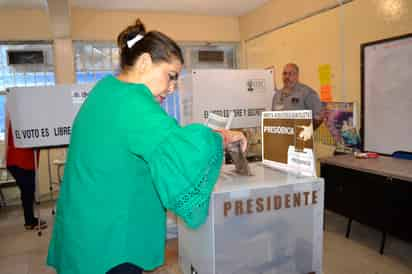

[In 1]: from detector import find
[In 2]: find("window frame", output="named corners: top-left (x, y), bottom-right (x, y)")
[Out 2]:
top-left (0, 41), bottom-right (55, 143)
top-left (0, 40), bottom-right (55, 93)
top-left (73, 40), bottom-right (120, 84)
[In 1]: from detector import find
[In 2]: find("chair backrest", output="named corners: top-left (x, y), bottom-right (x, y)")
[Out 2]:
top-left (392, 151), bottom-right (412, 160)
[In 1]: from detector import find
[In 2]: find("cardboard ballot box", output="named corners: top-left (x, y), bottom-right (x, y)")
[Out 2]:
top-left (178, 163), bottom-right (324, 274)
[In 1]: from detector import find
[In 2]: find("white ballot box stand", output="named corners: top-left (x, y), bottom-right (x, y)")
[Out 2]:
top-left (178, 163), bottom-right (324, 274)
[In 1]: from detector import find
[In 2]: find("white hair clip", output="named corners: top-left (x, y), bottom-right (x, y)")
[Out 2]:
top-left (127, 34), bottom-right (144, 48)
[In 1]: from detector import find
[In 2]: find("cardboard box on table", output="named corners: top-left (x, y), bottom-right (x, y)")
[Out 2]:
top-left (178, 110), bottom-right (323, 274)
top-left (178, 163), bottom-right (324, 274)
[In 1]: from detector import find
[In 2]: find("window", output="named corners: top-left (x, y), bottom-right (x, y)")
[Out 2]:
top-left (0, 42), bottom-right (55, 91)
top-left (0, 42), bottom-right (55, 141)
top-left (74, 41), bottom-right (119, 83)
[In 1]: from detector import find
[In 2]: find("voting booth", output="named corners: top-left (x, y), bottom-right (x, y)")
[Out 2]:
top-left (6, 84), bottom-right (94, 233)
top-left (7, 84), bottom-right (94, 148)
top-left (178, 164), bottom-right (324, 274)
top-left (179, 68), bottom-right (274, 160)
top-left (179, 69), bottom-right (274, 127)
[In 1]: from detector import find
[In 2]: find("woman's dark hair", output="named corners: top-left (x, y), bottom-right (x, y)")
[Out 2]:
top-left (117, 19), bottom-right (184, 70)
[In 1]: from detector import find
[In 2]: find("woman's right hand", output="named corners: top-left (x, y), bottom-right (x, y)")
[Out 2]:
top-left (215, 129), bottom-right (248, 152)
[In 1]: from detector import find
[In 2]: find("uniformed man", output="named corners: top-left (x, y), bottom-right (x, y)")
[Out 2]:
top-left (272, 63), bottom-right (322, 129)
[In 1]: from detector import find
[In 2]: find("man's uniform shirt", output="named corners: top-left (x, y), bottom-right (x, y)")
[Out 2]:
top-left (272, 82), bottom-right (321, 119)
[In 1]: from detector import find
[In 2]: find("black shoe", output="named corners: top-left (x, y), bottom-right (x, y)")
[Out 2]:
top-left (24, 219), bottom-right (47, 230)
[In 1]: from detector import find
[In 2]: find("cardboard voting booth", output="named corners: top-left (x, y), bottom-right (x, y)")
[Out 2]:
top-left (178, 163), bottom-right (324, 274)
top-left (6, 84), bottom-right (94, 234)
top-left (7, 84), bottom-right (94, 148)
top-left (179, 69), bottom-right (274, 127)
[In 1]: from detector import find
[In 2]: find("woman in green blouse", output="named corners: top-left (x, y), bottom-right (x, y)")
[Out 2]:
top-left (47, 19), bottom-right (246, 274)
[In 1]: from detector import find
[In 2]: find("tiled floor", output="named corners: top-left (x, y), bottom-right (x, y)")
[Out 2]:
top-left (1, 202), bottom-right (411, 274)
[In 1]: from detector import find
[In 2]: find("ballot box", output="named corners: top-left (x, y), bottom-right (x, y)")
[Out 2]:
top-left (178, 163), bottom-right (324, 274)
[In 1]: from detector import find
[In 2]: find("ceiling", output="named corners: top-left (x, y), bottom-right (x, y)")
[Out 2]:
top-left (0, 0), bottom-right (271, 16)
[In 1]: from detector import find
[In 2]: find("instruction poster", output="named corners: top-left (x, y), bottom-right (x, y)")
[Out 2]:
top-left (318, 64), bottom-right (333, 102)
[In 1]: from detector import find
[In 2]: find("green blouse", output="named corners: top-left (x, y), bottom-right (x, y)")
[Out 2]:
top-left (47, 76), bottom-right (223, 274)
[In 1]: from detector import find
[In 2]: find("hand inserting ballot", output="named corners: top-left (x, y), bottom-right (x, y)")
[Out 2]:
top-left (214, 129), bottom-right (248, 152)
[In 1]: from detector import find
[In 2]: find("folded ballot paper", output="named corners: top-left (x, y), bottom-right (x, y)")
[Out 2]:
top-left (205, 111), bottom-right (235, 130)
top-left (205, 112), bottom-right (252, 176)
